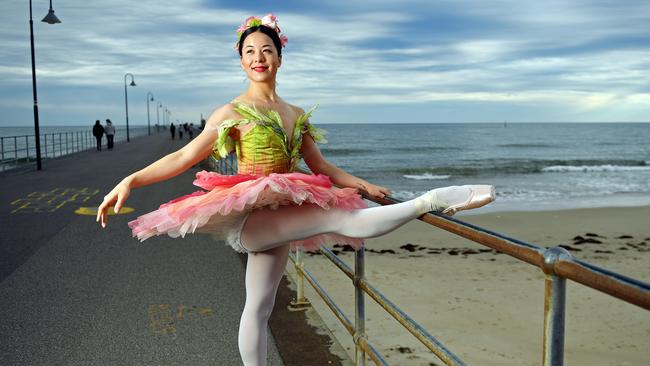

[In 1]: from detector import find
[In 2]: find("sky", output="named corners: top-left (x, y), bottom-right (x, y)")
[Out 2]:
top-left (1, 0), bottom-right (649, 126)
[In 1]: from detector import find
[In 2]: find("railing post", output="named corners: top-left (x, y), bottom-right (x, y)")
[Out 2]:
top-left (289, 248), bottom-right (312, 311)
top-left (542, 246), bottom-right (570, 366)
top-left (354, 247), bottom-right (367, 365)
top-left (1, 137), bottom-right (4, 170)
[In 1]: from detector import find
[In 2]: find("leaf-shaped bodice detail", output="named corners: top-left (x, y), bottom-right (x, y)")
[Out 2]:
top-left (212, 102), bottom-right (327, 175)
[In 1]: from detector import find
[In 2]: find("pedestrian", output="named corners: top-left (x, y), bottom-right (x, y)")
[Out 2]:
top-left (178, 123), bottom-right (184, 140)
top-left (170, 123), bottom-right (176, 140)
top-left (96, 13), bottom-right (496, 365)
top-left (188, 123), bottom-right (195, 139)
top-left (104, 119), bottom-right (115, 150)
top-left (92, 120), bottom-right (104, 151)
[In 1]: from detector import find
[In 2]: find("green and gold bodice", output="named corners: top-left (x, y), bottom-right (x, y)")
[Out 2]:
top-left (212, 102), bottom-right (327, 175)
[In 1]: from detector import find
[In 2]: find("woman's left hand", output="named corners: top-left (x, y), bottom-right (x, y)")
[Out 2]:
top-left (359, 182), bottom-right (391, 199)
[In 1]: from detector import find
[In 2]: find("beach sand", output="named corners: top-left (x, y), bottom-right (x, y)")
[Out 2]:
top-left (284, 206), bottom-right (650, 366)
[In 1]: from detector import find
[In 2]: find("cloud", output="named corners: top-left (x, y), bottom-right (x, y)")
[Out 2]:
top-left (1, 0), bottom-right (649, 125)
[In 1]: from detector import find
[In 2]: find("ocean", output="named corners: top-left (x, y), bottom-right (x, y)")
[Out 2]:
top-left (310, 123), bottom-right (650, 213)
top-left (2, 123), bottom-right (649, 213)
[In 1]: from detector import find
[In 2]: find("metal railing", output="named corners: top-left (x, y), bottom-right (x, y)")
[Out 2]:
top-left (209, 153), bottom-right (650, 366)
top-left (1, 126), bottom-right (156, 172)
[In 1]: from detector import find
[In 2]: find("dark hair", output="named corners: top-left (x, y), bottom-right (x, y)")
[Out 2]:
top-left (237, 25), bottom-right (282, 58)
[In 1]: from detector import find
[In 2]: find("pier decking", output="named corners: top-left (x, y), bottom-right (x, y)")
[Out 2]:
top-left (0, 131), bottom-right (345, 365)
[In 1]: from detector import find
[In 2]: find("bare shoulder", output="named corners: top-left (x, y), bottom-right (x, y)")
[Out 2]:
top-left (205, 103), bottom-right (240, 130)
top-left (287, 103), bottom-right (306, 116)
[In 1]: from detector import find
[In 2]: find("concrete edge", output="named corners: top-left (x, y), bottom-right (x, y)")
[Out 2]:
top-left (279, 264), bottom-right (354, 366)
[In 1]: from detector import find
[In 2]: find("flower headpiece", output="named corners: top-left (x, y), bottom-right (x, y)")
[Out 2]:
top-left (235, 13), bottom-right (288, 50)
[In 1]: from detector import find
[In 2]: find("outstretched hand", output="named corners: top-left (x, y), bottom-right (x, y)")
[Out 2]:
top-left (360, 182), bottom-right (391, 199)
top-left (96, 181), bottom-right (131, 228)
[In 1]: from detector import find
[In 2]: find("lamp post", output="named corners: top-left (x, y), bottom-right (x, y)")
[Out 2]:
top-left (146, 91), bottom-right (154, 136)
top-left (29, 0), bottom-right (61, 171)
top-left (124, 73), bottom-right (136, 142)
top-left (157, 101), bottom-right (163, 128)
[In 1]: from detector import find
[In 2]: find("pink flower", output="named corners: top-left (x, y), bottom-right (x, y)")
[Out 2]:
top-left (234, 14), bottom-right (288, 51)
top-left (261, 16), bottom-right (277, 29)
top-left (279, 34), bottom-right (288, 47)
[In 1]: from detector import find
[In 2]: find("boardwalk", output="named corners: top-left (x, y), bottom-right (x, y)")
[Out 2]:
top-left (0, 132), bottom-right (346, 365)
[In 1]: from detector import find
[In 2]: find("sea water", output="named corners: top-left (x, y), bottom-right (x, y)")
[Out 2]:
top-left (3, 123), bottom-right (649, 212)
top-left (314, 123), bottom-right (650, 212)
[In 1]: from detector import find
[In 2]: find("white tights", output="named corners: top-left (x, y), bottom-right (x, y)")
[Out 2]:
top-left (237, 200), bottom-right (420, 365)
top-left (238, 244), bottom-right (289, 366)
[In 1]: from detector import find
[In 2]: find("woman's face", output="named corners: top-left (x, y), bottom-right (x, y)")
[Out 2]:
top-left (240, 31), bottom-right (282, 83)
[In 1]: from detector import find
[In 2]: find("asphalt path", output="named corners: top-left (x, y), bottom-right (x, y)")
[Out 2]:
top-left (0, 132), bottom-right (287, 365)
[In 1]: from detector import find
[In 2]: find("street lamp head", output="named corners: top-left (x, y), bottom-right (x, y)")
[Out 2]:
top-left (42, 9), bottom-right (61, 24)
top-left (150, 96), bottom-right (154, 101)
top-left (42, 0), bottom-right (61, 24)
top-left (130, 80), bottom-right (136, 87)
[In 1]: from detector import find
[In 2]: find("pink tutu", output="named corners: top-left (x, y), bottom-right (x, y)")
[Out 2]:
top-left (128, 171), bottom-right (367, 252)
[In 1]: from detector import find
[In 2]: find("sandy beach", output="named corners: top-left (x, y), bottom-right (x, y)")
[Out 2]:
top-left (284, 205), bottom-right (650, 366)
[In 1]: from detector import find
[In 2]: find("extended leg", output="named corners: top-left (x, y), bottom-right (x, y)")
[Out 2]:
top-left (241, 185), bottom-right (495, 252)
top-left (238, 244), bottom-right (290, 366)
top-left (241, 200), bottom-right (420, 252)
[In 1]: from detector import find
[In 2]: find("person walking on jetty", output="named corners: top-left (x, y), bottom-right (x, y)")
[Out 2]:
top-left (188, 123), bottom-right (195, 139)
top-left (104, 119), bottom-right (115, 150)
top-left (169, 123), bottom-right (176, 140)
top-left (92, 120), bottom-right (104, 151)
top-left (96, 13), bottom-right (496, 366)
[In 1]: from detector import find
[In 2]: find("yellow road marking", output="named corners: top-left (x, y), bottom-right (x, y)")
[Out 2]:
top-left (75, 206), bottom-right (134, 216)
top-left (148, 304), bottom-right (176, 335)
top-left (148, 304), bottom-right (215, 335)
top-left (11, 187), bottom-right (99, 213)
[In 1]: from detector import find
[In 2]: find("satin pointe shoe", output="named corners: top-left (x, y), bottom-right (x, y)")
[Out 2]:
top-left (414, 185), bottom-right (496, 216)
top-left (441, 185), bottom-right (495, 215)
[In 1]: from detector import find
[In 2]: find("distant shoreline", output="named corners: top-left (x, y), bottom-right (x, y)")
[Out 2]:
top-left (2, 121), bottom-right (650, 128)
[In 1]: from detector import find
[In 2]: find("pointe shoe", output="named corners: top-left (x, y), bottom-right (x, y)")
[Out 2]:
top-left (415, 185), bottom-right (496, 216)
top-left (441, 185), bottom-right (495, 215)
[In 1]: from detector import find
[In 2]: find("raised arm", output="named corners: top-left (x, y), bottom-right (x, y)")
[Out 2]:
top-left (299, 119), bottom-right (391, 199)
top-left (96, 103), bottom-right (237, 228)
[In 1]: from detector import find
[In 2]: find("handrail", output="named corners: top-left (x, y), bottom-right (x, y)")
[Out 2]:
top-left (0, 126), bottom-right (155, 172)
top-left (405, 202), bottom-right (650, 309)
top-left (209, 154), bottom-right (650, 365)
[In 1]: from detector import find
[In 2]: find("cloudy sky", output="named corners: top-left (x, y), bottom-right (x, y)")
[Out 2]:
top-left (2, 0), bottom-right (649, 126)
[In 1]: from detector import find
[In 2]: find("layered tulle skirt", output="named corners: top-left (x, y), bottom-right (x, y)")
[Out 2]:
top-left (128, 171), bottom-right (367, 252)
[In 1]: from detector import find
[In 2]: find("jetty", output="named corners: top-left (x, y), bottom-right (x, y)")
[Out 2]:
top-left (0, 131), bottom-right (346, 365)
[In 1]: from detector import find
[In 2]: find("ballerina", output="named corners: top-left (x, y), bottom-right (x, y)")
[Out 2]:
top-left (96, 13), bottom-right (495, 366)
